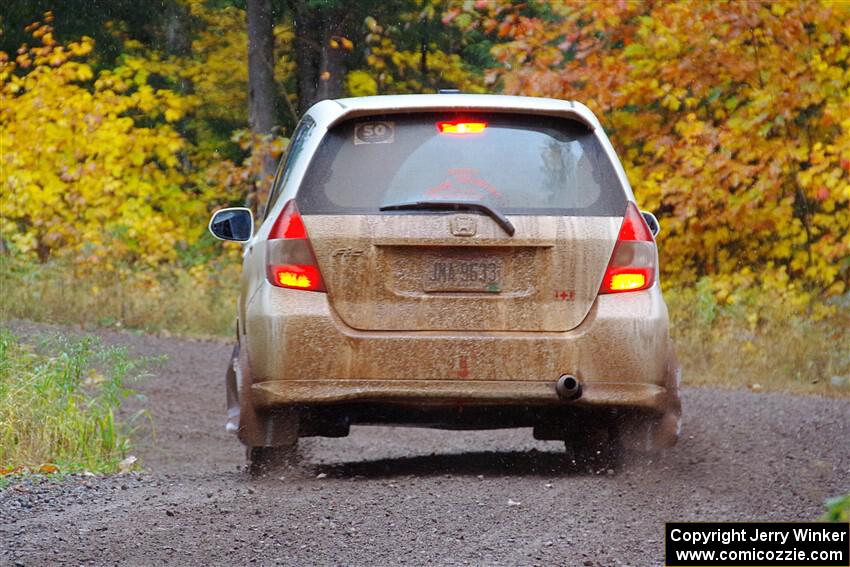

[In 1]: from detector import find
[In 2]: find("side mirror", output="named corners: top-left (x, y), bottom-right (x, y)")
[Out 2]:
top-left (641, 211), bottom-right (660, 238)
top-left (209, 207), bottom-right (254, 242)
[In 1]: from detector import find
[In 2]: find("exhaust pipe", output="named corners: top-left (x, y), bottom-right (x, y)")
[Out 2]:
top-left (556, 374), bottom-right (582, 401)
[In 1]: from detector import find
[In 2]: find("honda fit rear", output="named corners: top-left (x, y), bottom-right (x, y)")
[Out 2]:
top-left (208, 94), bottom-right (682, 471)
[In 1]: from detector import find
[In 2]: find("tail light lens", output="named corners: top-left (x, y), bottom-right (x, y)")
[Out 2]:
top-left (266, 200), bottom-right (326, 292)
top-left (599, 202), bottom-right (657, 294)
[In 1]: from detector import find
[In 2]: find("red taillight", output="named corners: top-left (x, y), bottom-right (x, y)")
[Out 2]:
top-left (436, 120), bottom-right (487, 135)
top-left (266, 200), bottom-right (326, 292)
top-left (270, 204), bottom-right (306, 239)
top-left (599, 202), bottom-right (657, 294)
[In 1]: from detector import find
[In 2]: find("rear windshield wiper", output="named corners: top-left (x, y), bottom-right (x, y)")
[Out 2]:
top-left (379, 200), bottom-right (515, 236)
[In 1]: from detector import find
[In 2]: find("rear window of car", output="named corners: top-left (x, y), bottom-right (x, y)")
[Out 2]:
top-left (296, 113), bottom-right (626, 216)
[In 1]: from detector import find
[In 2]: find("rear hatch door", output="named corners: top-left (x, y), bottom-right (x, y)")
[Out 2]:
top-left (297, 113), bottom-right (626, 332)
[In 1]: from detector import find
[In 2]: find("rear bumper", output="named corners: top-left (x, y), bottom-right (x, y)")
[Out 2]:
top-left (252, 379), bottom-right (669, 411)
top-left (244, 282), bottom-right (676, 414)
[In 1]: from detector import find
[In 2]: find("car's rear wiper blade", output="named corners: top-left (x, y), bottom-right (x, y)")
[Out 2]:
top-left (379, 200), bottom-right (515, 236)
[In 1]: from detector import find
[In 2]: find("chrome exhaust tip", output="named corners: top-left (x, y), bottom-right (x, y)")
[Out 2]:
top-left (556, 374), bottom-right (582, 401)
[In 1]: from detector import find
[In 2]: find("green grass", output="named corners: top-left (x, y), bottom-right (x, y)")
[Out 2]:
top-left (821, 493), bottom-right (850, 522)
top-left (0, 328), bottom-right (150, 474)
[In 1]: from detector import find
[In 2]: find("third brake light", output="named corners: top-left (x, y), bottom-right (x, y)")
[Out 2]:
top-left (436, 120), bottom-right (487, 135)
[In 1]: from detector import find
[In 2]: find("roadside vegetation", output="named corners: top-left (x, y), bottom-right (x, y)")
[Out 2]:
top-left (0, 256), bottom-right (238, 338)
top-left (0, 328), bottom-right (149, 476)
top-left (667, 285), bottom-right (850, 395)
top-left (822, 493), bottom-right (850, 522)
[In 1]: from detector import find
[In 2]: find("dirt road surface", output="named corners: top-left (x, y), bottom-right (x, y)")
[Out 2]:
top-left (1, 322), bottom-right (849, 566)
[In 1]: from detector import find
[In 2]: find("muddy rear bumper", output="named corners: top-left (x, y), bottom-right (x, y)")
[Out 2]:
top-left (244, 282), bottom-right (677, 415)
top-left (252, 379), bottom-right (669, 411)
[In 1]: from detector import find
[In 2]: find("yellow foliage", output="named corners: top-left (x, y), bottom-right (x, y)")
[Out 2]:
top-left (117, 1), bottom-right (294, 206)
top-left (2, 6), bottom-right (297, 274)
top-left (1, 19), bottom-right (203, 267)
top-left (357, 12), bottom-right (486, 95)
top-left (346, 70), bottom-right (378, 97)
top-left (134, 0), bottom-right (296, 131)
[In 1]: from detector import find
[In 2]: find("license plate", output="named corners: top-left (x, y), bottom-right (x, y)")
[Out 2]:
top-left (423, 259), bottom-right (503, 292)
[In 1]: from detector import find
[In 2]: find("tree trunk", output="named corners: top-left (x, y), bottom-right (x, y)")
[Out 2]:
top-left (290, 0), bottom-right (346, 114)
top-left (247, 0), bottom-right (277, 135)
top-left (292, 0), bottom-right (318, 115)
top-left (420, 37), bottom-right (428, 88)
top-left (161, 0), bottom-right (192, 56)
top-left (316, 17), bottom-right (345, 102)
top-left (247, 0), bottom-right (277, 208)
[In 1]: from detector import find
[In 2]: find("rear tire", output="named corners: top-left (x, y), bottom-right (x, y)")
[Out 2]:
top-left (247, 442), bottom-right (298, 476)
top-left (246, 408), bottom-right (301, 476)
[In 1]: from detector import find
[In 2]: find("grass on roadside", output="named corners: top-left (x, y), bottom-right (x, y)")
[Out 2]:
top-left (0, 256), bottom-right (239, 338)
top-left (821, 493), bottom-right (850, 522)
top-left (667, 280), bottom-right (850, 396)
top-left (0, 328), bottom-right (150, 475)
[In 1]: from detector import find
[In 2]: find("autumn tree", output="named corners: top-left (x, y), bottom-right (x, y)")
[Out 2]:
top-left (0, 0), bottom-right (192, 63)
top-left (0, 15), bottom-right (201, 267)
top-left (461, 0), bottom-right (850, 299)
top-left (287, 0), bottom-right (366, 113)
top-left (348, 0), bottom-right (489, 96)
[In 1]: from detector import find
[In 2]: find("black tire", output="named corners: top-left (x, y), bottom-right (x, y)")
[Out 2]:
top-left (566, 424), bottom-right (623, 473)
top-left (247, 442), bottom-right (298, 476)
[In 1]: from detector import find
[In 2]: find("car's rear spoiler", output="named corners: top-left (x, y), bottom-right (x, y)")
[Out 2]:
top-left (326, 94), bottom-right (600, 131)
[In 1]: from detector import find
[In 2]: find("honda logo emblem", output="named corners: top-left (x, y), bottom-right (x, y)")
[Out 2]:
top-left (450, 215), bottom-right (477, 237)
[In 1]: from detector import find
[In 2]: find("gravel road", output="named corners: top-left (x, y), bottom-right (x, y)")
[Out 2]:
top-left (1, 322), bottom-right (848, 567)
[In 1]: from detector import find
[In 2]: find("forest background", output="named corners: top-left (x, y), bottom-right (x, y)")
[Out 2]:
top-left (2, 0), bottom-right (849, 394)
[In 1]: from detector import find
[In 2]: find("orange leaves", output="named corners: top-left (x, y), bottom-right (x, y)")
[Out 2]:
top-left (476, 0), bottom-right (850, 297)
top-left (329, 36), bottom-right (354, 51)
top-left (0, 464), bottom-right (60, 476)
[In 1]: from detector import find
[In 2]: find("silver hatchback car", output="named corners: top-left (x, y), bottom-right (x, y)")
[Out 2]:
top-left (210, 94), bottom-right (681, 471)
